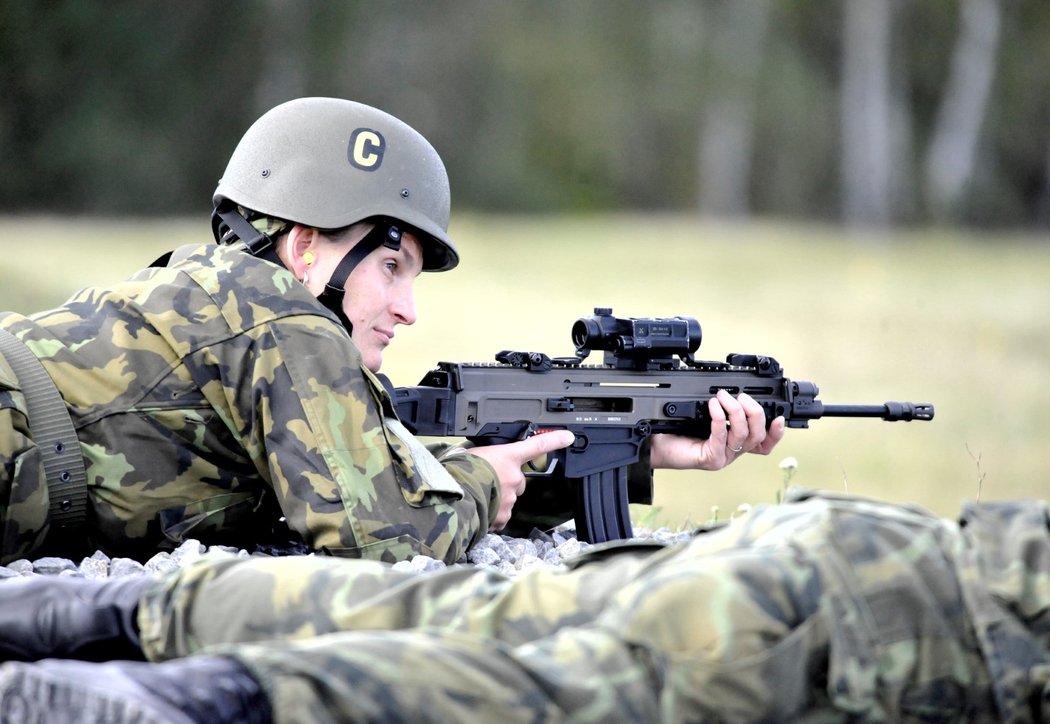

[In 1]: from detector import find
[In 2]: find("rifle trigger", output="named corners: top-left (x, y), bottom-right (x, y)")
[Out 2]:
top-left (524, 453), bottom-right (559, 477)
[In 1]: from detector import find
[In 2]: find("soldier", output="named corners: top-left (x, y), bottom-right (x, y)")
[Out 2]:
top-left (0, 97), bottom-right (783, 566)
top-left (1, 489), bottom-right (1048, 722)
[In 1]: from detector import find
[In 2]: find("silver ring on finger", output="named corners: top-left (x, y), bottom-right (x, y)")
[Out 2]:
top-left (730, 444), bottom-right (745, 453)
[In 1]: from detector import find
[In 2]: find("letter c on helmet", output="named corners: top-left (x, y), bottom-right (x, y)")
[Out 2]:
top-left (348, 128), bottom-right (386, 171)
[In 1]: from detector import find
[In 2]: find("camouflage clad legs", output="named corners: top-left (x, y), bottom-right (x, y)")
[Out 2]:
top-left (134, 492), bottom-right (1046, 721)
top-left (139, 552), bottom-right (650, 658)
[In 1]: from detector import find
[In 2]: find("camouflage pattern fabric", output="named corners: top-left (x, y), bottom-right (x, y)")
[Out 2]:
top-left (0, 243), bottom-right (499, 565)
top-left (137, 490), bottom-right (1050, 722)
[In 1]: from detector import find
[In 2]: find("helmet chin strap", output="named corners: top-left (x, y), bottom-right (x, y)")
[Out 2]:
top-left (212, 204), bottom-right (403, 336)
top-left (316, 221), bottom-right (403, 334)
top-left (210, 201), bottom-right (285, 267)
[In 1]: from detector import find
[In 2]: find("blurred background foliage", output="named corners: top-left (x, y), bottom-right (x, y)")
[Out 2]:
top-left (1, 0), bottom-right (1048, 228)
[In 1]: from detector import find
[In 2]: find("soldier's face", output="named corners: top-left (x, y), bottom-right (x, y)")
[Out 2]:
top-left (341, 232), bottom-right (424, 371)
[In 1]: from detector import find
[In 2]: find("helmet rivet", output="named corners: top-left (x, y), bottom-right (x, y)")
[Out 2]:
top-left (400, 188), bottom-right (410, 198)
top-left (261, 169), bottom-right (271, 178)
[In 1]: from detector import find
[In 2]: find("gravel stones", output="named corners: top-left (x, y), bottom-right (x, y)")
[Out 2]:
top-left (1, 525), bottom-right (691, 580)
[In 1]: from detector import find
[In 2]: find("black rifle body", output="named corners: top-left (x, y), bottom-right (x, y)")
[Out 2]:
top-left (392, 310), bottom-right (933, 543)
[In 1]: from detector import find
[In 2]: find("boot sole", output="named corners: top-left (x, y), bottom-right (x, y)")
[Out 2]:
top-left (0, 662), bottom-right (194, 724)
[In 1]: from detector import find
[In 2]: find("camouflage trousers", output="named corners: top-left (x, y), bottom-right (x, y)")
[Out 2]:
top-left (138, 491), bottom-right (1050, 722)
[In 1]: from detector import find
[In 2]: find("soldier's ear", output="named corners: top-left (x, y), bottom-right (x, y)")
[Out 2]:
top-left (283, 225), bottom-right (320, 280)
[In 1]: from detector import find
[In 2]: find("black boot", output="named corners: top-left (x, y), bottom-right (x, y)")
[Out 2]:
top-left (0, 575), bottom-right (148, 661)
top-left (0, 655), bottom-right (272, 724)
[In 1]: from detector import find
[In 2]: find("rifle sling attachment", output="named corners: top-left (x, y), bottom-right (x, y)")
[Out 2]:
top-left (0, 328), bottom-right (88, 539)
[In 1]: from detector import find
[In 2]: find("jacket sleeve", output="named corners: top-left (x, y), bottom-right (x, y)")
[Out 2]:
top-left (207, 314), bottom-right (499, 564)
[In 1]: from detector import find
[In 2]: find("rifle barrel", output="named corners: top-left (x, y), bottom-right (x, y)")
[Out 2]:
top-left (820, 402), bottom-right (934, 422)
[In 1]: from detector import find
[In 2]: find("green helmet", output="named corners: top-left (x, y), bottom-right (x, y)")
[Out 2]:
top-left (212, 97), bottom-right (458, 272)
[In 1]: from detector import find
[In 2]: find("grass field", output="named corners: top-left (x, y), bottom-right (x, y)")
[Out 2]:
top-left (2, 213), bottom-right (1048, 526)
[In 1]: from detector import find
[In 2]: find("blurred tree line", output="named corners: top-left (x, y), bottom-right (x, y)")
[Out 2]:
top-left (1, 0), bottom-right (1048, 229)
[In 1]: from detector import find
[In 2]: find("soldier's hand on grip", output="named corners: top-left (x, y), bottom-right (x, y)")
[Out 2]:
top-left (469, 430), bottom-right (576, 531)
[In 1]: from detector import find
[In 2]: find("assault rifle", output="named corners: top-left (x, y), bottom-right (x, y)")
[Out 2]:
top-left (392, 308), bottom-right (934, 543)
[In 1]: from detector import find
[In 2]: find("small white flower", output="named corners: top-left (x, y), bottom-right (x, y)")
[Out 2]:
top-left (779, 457), bottom-right (799, 471)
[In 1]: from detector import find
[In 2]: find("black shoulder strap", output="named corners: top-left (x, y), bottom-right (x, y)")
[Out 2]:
top-left (148, 244), bottom-right (211, 268)
top-left (149, 251), bottom-right (173, 267)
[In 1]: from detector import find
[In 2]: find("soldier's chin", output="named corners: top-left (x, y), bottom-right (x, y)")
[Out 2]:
top-left (363, 351), bottom-right (384, 373)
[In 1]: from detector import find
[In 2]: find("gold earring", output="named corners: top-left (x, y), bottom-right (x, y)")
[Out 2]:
top-left (303, 251), bottom-right (315, 266)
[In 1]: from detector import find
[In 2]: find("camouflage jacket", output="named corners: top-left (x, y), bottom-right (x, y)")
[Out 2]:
top-left (0, 243), bottom-right (498, 564)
